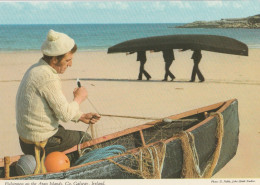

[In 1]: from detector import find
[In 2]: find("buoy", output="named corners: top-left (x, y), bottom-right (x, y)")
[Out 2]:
top-left (44, 151), bottom-right (70, 172)
top-left (15, 155), bottom-right (36, 175)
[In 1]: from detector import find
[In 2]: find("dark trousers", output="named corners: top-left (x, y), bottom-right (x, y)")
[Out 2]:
top-left (19, 125), bottom-right (91, 156)
top-left (164, 61), bottom-right (175, 80)
top-left (191, 59), bottom-right (204, 81)
top-left (138, 61), bottom-right (151, 80)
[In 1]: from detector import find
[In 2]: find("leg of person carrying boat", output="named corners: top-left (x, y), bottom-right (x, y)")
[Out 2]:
top-left (190, 50), bottom-right (205, 82)
top-left (137, 51), bottom-right (151, 81)
top-left (162, 49), bottom-right (175, 81)
top-left (138, 60), bottom-right (151, 81)
top-left (127, 51), bottom-right (152, 80)
top-left (15, 29), bottom-right (101, 174)
top-left (179, 49), bottom-right (205, 82)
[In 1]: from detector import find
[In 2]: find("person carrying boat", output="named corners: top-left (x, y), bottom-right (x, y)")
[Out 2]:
top-left (16, 29), bottom-right (101, 159)
top-left (136, 51), bottom-right (151, 80)
top-left (126, 51), bottom-right (151, 80)
top-left (179, 49), bottom-right (205, 82)
top-left (190, 49), bottom-right (205, 82)
top-left (162, 49), bottom-right (175, 81)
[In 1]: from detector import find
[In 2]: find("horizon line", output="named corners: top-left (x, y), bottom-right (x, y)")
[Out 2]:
top-left (1, 23), bottom-right (186, 25)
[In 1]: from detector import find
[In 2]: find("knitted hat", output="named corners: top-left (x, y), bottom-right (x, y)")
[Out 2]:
top-left (41, 29), bottom-right (75, 56)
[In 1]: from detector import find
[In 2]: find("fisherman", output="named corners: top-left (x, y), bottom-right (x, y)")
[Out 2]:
top-left (179, 49), bottom-right (205, 82)
top-left (162, 49), bottom-right (175, 81)
top-left (16, 29), bottom-right (101, 157)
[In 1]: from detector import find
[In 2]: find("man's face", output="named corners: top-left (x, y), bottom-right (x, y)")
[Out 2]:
top-left (52, 52), bottom-right (74, 74)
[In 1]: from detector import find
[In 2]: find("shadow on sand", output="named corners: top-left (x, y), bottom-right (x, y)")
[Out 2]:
top-left (1, 78), bottom-right (259, 85)
top-left (68, 78), bottom-right (192, 83)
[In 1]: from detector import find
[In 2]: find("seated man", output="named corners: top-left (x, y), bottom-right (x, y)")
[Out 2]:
top-left (16, 29), bottom-right (101, 157)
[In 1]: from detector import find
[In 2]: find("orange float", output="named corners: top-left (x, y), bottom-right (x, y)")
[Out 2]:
top-left (44, 151), bottom-right (70, 172)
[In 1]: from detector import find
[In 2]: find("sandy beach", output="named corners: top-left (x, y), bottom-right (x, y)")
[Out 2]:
top-left (0, 49), bottom-right (259, 178)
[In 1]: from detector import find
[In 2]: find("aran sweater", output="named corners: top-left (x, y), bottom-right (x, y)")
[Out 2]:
top-left (16, 59), bottom-right (83, 142)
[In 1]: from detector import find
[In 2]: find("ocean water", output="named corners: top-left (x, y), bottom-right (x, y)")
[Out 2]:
top-left (0, 24), bottom-right (259, 51)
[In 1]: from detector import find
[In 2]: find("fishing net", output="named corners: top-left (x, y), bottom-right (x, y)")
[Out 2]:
top-left (108, 112), bottom-right (223, 179)
top-left (76, 115), bottom-right (199, 178)
top-left (75, 110), bottom-right (223, 179)
top-left (93, 116), bottom-right (200, 151)
top-left (109, 142), bottom-right (166, 179)
top-left (178, 112), bottom-right (224, 178)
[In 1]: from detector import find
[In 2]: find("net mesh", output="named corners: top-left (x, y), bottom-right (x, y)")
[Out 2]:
top-left (96, 117), bottom-right (199, 151)
top-left (109, 141), bottom-right (166, 179)
top-left (75, 109), bottom-right (222, 179)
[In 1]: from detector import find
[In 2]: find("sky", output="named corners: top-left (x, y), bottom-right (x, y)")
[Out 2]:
top-left (0, 0), bottom-right (259, 24)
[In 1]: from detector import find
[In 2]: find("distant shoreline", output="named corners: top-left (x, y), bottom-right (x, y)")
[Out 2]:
top-left (176, 14), bottom-right (260, 29)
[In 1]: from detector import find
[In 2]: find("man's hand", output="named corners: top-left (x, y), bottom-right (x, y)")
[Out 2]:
top-left (79, 113), bottom-right (101, 124)
top-left (73, 87), bottom-right (88, 104)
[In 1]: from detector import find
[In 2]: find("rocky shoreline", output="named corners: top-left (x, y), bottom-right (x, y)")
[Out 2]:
top-left (176, 14), bottom-right (260, 29)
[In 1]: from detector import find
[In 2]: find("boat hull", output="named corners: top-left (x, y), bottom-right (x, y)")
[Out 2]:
top-left (0, 99), bottom-right (239, 179)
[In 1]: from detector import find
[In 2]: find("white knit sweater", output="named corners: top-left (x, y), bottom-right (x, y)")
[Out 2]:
top-left (16, 59), bottom-right (83, 142)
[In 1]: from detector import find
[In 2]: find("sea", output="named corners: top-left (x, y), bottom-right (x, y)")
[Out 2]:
top-left (0, 23), bottom-right (260, 51)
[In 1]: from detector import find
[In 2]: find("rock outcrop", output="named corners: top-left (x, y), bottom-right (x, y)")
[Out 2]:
top-left (176, 14), bottom-right (260, 29)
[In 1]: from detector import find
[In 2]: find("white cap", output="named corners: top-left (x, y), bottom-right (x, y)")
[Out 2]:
top-left (41, 29), bottom-right (75, 56)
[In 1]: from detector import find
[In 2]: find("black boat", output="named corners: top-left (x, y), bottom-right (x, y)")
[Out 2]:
top-left (107, 34), bottom-right (248, 56)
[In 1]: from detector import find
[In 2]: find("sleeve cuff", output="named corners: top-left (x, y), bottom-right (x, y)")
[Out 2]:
top-left (72, 111), bottom-right (83, 123)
